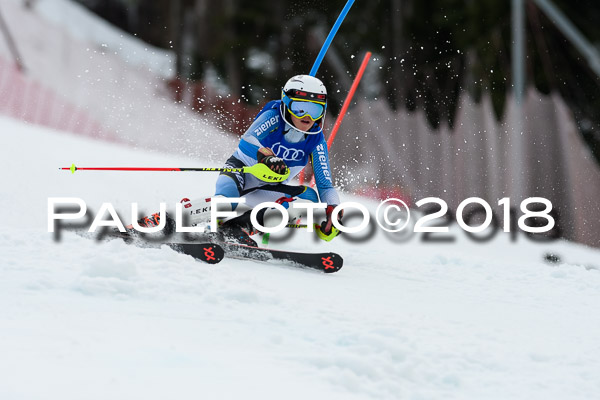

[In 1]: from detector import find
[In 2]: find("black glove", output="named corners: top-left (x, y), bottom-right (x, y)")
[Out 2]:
top-left (257, 147), bottom-right (287, 174)
top-left (321, 205), bottom-right (343, 236)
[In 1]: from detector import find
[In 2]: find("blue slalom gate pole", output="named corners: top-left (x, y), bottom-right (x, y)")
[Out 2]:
top-left (309, 0), bottom-right (356, 76)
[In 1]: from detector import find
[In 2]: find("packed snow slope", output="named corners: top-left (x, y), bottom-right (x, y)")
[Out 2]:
top-left (1, 0), bottom-right (236, 158)
top-left (1, 116), bottom-right (600, 400)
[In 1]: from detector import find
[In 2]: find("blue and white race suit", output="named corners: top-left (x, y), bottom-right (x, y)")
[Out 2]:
top-left (215, 100), bottom-right (340, 208)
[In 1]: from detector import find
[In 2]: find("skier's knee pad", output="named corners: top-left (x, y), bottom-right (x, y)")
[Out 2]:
top-left (266, 190), bottom-right (319, 226)
top-left (297, 186), bottom-right (319, 203)
top-left (288, 186), bottom-right (320, 222)
top-left (285, 198), bottom-right (321, 223)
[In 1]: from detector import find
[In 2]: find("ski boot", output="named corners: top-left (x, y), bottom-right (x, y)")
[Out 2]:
top-left (119, 212), bottom-right (175, 245)
top-left (133, 211), bottom-right (175, 233)
top-left (217, 211), bottom-right (258, 247)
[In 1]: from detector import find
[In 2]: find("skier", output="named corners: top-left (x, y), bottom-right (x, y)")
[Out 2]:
top-left (210, 74), bottom-right (344, 246)
top-left (138, 75), bottom-right (343, 246)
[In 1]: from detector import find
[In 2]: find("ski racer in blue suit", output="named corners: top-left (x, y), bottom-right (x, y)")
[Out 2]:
top-left (214, 75), bottom-right (343, 245)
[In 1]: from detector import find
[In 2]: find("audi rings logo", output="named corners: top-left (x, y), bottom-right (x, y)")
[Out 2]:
top-left (272, 142), bottom-right (305, 161)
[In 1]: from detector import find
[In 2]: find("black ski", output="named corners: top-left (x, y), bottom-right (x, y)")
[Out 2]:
top-left (169, 243), bottom-right (225, 264)
top-left (92, 228), bottom-right (340, 270)
top-left (221, 243), bottom-right (343, 273)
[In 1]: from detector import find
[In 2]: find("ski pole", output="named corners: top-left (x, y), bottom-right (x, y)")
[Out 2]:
top-left (60, 163), bottom-right (290, 183)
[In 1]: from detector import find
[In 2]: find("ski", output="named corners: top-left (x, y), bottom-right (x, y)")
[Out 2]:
top-left (90, 228), bottom-right (340, 270)
top-left (221, 242), bottom-right (343, 273)
top-left (168, 243), bottom-right (225, 264)
top-left (79, 229), bottom-right (225, 265)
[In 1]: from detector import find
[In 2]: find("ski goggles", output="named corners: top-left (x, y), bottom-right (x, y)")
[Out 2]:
top-left (282, 93), bottom-right (326, 121)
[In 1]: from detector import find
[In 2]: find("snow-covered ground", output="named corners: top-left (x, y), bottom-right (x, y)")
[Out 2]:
top-left (2, 116), bottom-right (600, 399)
top-left (2, 1), bottom-right (599, 398)
top-left (1, 0), bottom-right (236, 158)
top-left (30, 0), bottom-right (176, 78)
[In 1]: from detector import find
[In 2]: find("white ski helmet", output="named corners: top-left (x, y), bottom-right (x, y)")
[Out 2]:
top-left (281, 75), bottom-right (327, 134)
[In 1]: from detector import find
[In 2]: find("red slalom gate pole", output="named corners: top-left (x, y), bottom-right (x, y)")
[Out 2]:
top-left (327, 51), bottom-right (372, 149)
top-left (302, 51), bottom-right (372, 187)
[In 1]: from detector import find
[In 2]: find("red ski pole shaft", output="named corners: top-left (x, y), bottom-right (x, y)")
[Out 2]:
top-left (60, 165), bottom-right (240, 173)
top-left (301, 51), bottom-right (372, 186)
top-left (307, 51), bottom-right (372, 187)
top-left (59, 163), bottom-right (290, 183)
top-left (327, 51), bottom-right (371, 149)
top-left (61, 167), bottom-right (182, 171)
